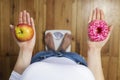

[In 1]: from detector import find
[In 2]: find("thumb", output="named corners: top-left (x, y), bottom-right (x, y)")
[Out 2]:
top-left (10, 25), bottom-right (17, 41)
top-left (108, 25), bottom-right (113, 35)
top-left (106, 25), bottom-right (113, 40)
top-left (10, 25), bottom-right (14, 30)
top-left (10, 24), bottom-right (15, 35)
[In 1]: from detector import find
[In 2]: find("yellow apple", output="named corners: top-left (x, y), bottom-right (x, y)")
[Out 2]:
top-left (15, 24), bottom-right (34, 42)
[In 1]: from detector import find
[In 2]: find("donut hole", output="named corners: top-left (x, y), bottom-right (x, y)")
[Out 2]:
top-left (97, 27), bottom-right (102, 34)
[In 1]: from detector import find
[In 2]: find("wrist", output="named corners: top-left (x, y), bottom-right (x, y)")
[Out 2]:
top-left (20, 47), bottom-right (33, 52)
top-left (14, 46), bottom-right (33, 74)
top-left (18, 47), bottom-right (33, 65)
top-left (20, 47), bottom-right (33, 54)
top-left (88, 44), bottom-right (101, 52)
top-left (88, 47), bottom-right (101, 55)
top-left (88, 47), bottom-right (101, 52)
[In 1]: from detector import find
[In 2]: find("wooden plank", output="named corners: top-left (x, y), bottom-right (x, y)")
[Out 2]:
top-left (0, 57), bottom-right (4, 80)
top-left (0, 56), bottom-right (17, 80)
top-left (102, 56), bottom-right (110, 80)
top-left (33, 0), bottom-right (46, 54)
top-left (118, 22), bottom-right (120, 80)
top-left (108, 1), bottom-right (120, 80)
top-left (54, 0), bottom-right (72, 29)
top-left (117, 27), bottom-right (120, 80)
top-left (118, 0), bottom-right (120, 79)
top-left (107, 57), bottom-right (118, 80)
top-left (46, 0), bottom-right (55, 30)
top-left (0, 0), bottom-right (11, 56)
top-left (71, 0), bottom-right (77, 51)
top-left (76, 0), bottom-right (83, 55)
top-left (108, 0), bottom-right (120, 57)
top-left (0, 0), bottom-right (2, 56)
top-left (76, 0), bottom-right (90, 56)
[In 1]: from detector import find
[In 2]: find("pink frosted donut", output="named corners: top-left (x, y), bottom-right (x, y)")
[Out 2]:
top-left (88, 20), bottom-right (109, 42)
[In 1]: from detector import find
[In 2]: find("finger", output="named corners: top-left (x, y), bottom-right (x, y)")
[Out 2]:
top-left (109, 25), bottom-right (113, 34)
top-left (30, 17), bottom-right (36, 34)
top-left (92, 9), bottom-right (96, 20)
top-left (100, 9), bottom-right (105, 20)
top-left (106, 25), bottom-right (113, 40)
top-left (23, 10), bottom-right (27, 24)
top-left (18, 12), bottom-right (23, 24)
top-left (70, 35), bottom-right (73, 40)
top-left (96, 8), bottom-right (100, 20)
top-left (88, 11), bottom-right (92, 23)
top-left (68, 34), bottom-right (72, 39)
top-left (10, 25), bottom-right (16, 41)
top-left (26, 12), bottom-right (31, 25)
top-left (30, 17), bottom-right (36, 38)
top-left (30, 17), bottom-right (35, 27)
top-left (10, 24), bottom-right (14, 30)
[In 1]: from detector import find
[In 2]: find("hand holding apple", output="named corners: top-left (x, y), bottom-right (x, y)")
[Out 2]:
top-left (15, 24), bottom-right (34, 42)
top-left (10, 10), bottom-right (36, 73)
top-left (10, 10), bottom-right (36, 50)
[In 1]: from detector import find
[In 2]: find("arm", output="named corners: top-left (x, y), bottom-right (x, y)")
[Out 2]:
top-left (87, 8), bottom-right (113, 80)
top-left (13, 47), bottom-right (33, 74)
top-left (87, 46), bottom-right (104, 80)
top-left (10, 10), bottom-right (36, 74)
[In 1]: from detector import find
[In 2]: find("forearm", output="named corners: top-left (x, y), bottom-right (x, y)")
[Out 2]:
top-left (87, 48), bottom-right (104, 80)
top-left (14, 48), bottom-right (33, 74)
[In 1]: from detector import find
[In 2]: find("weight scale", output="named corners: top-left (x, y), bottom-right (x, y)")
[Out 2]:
top-left (45, 30), bottom-right (71, 52)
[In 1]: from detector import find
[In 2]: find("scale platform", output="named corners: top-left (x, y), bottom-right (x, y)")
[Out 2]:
top-left (45, 30), bottom-right (71, 52)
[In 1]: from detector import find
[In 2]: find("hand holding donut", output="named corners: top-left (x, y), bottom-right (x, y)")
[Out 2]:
top-left (88, 8), bottom-right (113, 50)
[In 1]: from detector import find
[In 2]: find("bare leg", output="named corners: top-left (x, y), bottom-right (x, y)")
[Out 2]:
top-left (58, 33), bottom-right (72, 51)
top-left (45, 33), bottom-right (55, 50)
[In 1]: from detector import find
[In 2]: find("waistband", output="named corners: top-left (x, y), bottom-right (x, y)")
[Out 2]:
top-left (31, 50), bottom-right (87, 66)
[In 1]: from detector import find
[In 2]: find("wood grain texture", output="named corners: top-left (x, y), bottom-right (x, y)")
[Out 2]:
top-left (0, 0), bottom-right (120, 80)
top-left (119, 36), bottom-right (120, 80)
top-left (0, 0), bottom-right (11, 56)
top-left (0, 56), bottom-right (17, 80)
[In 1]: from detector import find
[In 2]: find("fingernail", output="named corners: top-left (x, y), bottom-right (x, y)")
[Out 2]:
top-left (24, 10), bottom-right (26, 12)
top-left (88, 20), bottom-right (91, 23)
top-left (10, 25), bottom-right (13, 28)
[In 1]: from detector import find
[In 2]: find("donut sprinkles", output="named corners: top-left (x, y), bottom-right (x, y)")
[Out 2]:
top-left (88, 20), bottom-right (109, 42)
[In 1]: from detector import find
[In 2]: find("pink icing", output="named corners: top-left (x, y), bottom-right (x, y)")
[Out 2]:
top-left (88, 20), bottom-right (109, 42)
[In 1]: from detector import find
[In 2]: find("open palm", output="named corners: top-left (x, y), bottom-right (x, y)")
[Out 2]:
top-left (10, 10), bottom-right (36, 50)
top-left (88, 8), bottom-right (113, 50)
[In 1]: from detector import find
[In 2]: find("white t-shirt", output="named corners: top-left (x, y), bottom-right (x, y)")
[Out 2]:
top-left (9, 57), bottom-right (95, 80)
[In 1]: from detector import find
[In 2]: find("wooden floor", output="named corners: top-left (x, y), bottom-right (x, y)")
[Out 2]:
top-left (0, 0), bottom-right (120, 80)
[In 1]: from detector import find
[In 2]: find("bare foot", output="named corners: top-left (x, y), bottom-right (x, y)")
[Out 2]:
top-left (45, 33), bottom-right (55, 50)
top-left (58, 33), bottom-right (72, 51)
